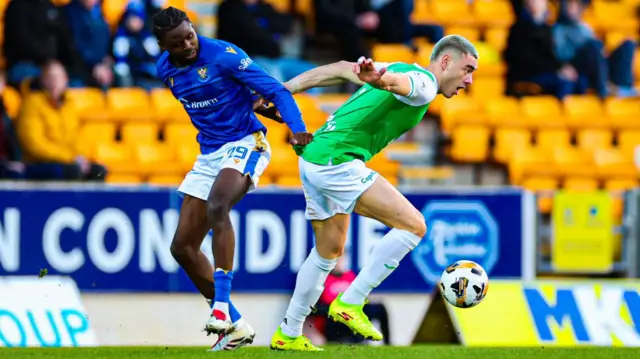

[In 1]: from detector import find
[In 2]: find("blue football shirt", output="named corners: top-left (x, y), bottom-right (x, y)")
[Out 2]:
top-left (157, 36), bottom-right (305, 154)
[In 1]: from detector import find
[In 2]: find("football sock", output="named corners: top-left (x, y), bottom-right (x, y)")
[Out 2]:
top-left (280, 247), bottom-right (337, 338)
top-left (213, 268), bottom-right (233, 317)
top-left (208, 297), bottom-right (243, 327)
top-left (341, 229), bottom-right (422, 305)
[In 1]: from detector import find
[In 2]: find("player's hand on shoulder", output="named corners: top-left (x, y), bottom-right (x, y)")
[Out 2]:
top-left (354, 56), bottom-right (386, 84)
top-left (291, 132), bottom-right (313, 146)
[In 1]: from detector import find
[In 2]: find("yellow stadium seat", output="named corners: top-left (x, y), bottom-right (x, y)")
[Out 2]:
top-left (66, 88), bottom-right (109, 122)
top-left (576, 129), bottom-right (613, 154)
top-left (439, 97), bottom-right (485, 133)
top-left (293, 93), bottom-right (319, 111)
top-left (276, 176), bottom-right (302, 188)
top-left (431, 0), bottom-right (476, 26)
top-left (106, 173), bottom-right (143, 184)
top-left (2, 86), bottom-right (21, 119)
top-left (508, 146), bottom-right (555, 184)
top-left (473, 0), bottom-right (514, 28)
top-left (121, 123), bottom-right (159, 145)
top-left (536, 129), bottom-right (571, 154)
top-left (474, 43), bottom-right (505, 78)
top-left (552, 147), bottom-right (594, 178)
top-left (521, 177), bottom-right (559, 214)
top-left (520, 96), bottom-right (565, 129)
top-left (147, 174), bottom-right (183, 186)
top-left (106, 88), bottom-right (152, 122)
top-left (563, 95), bottom-right (607, 128)
top-left (76, 123), bottom-right (117, 159)
top-left (262, 120), bottom-right (290, 146)
top-left (617, 130), bottom-right (640, 154)
top-left (593, 0), bottom-right (638, 32)
top-left (165, 123), bottom-right (198, 145)
top-left (605, 97), bottom-right (640, 129)
top-left (102, 0), bottom-right (129, 28)
top-left (417, 43), bottom-right (435, 65)
top-left (150, 88), bottom-right (189, 123)
top-left (135, 143), bottom-right (182, 176)
top-left (411, 0), bottom-right (437, 24)
top-left (485, 97), bottom-right (522, 127)
top-left (257, 175), bottom-right (273, 186)
top-left (493, 127), bottom-right (531, 163)
top-left (449, 125), bottom-right (490, 163)
top-left (563, 177), bottom-right (599, 191)
top-left (94, 142), bottom-right (138, 174)
top-left (604, 178), bottom-right (639, 192)
top-left (176, 142), bottom-right (200, 173)
top-left (372, 44), bottom-right (416, 64)
top-left (302, 108), bottom-right (329, 133)
top-left (594, 147), bottom-right (637, 180)
top-left (445, 26), bottom-right (480, 42)
top-left (268, 145), bottom-right (300, 178)
top-left (470, 78), bottom-right (505, 101)
top-left (485, 28), bottom-right (508, 51)
top-left (368, 153), bottom-right (401, 178)
top-left (605, 31), bottom-right (638, 52)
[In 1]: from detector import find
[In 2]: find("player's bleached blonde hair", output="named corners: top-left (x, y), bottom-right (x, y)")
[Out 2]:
top-left (430, 35), bottom-right (479, 62)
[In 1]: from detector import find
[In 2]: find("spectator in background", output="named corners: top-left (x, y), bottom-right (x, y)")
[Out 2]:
top-left (554, 0), bottom-right (637, 98)
top-left (3, 0), bottom-right (79, 88)
top-left (504, 0), bottom-right (581, 99)
top-left (308, 257), bottom-right (391, 345)
top-left (112, 1), bottom-right (164, 89)
top-left (217, 0), bottom-right (317, 86)
top-left (372, 0), bottom-right (443, 47)
top-left (0, 71), bottom-right (26, 180)
top-left (16, 61), bottom-right (106, 181)
top-left (314, 0), bottom-right (376, 61)
top-left (63, 0), bottom-right (114, 89)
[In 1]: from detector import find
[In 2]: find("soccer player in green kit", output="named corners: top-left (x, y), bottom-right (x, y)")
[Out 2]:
top-left (269, 35), bottom-right (478, 351)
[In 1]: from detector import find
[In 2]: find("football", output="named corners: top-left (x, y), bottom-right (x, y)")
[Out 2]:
top-left (439, 260), bottom-right (489, 308)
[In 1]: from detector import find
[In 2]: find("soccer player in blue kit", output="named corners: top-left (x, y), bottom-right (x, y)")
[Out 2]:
top-left (153, 7), bottom-right (312, 351)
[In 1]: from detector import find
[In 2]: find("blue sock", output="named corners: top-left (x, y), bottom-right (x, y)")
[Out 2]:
top-left (214, 269), bottom-right (233, 304)
top-left (229, 302), bottom-right (242, 323)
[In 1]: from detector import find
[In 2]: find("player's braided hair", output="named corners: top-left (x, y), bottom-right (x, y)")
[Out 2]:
top-left (152, 6), bottom-right (190, 40)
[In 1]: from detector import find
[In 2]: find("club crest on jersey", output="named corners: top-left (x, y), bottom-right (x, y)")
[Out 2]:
top-left (197, 67), bottom-right (209, 82)
top-left (168, 77), bottom-right (174, 88)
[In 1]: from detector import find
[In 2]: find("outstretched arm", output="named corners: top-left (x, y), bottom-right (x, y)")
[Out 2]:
top-left (284, 61), bottom-right (366, 94)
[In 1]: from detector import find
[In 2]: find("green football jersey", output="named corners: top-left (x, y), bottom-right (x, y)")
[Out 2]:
top-left (297, 62), bottom-right (437, 165)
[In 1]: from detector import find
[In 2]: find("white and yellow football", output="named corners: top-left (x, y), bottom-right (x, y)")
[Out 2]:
top-left (439, 260), bottom-right (489, 308)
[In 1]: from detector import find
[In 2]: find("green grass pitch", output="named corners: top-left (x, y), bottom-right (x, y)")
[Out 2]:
top-left (0, 346), bottom-right (638, 358)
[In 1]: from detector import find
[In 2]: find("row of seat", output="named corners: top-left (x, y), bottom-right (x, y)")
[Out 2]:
top-left (439, 95), bottom-right (640, 133)
top-left (99, 140), bottom-right (401, 185)
top-left (451, 125), bottom-right (640, 164)
top-left (506, 146), bottom-right (638, 214)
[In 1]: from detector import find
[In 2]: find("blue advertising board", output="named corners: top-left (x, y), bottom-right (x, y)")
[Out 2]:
top-left (0, 185), bottom-right (534, 293)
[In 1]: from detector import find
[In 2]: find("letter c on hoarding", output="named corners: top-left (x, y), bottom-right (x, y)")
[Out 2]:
top-left (43, 208), bottom-right (85, 273)
top-left (0, 309), bottom-right (26, 347)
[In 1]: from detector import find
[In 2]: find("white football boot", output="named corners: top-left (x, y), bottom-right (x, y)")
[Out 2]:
top-left (209, 321), bottom-right (256, 351)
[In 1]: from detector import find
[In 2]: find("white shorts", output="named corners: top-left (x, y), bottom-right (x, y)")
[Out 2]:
top-left (299, 157), bottom-right (378, 220)
top-left (178, 132), bottom-right (271, 201)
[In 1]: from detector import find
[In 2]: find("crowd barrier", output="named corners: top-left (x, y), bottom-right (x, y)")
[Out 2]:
top-left (0, 184), bottom-right (536, 293)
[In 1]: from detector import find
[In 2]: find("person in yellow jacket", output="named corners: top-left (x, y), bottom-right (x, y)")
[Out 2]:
top-left (16, 61), bottom-right (106, 181)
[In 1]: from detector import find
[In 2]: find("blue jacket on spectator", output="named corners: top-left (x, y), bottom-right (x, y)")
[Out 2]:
top-left (64, 0), bottom-right (111, 68)
top-left (112, 0), bottom-right (161, 81)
